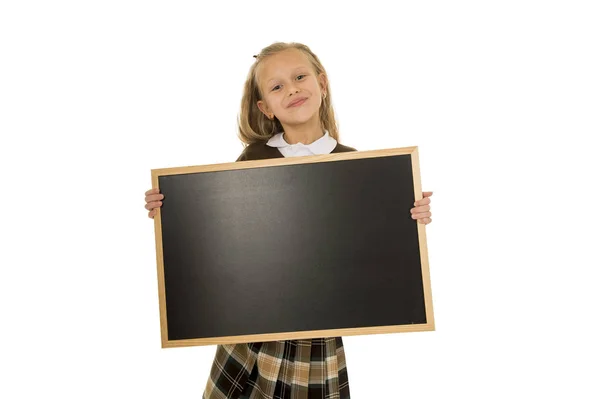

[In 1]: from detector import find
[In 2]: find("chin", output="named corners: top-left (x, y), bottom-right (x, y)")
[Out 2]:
top-left (282, 109), bottom-right (320, 125)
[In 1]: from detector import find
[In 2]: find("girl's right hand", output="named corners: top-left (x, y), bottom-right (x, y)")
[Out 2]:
top-left (145, 188), bottom-right (164, 219)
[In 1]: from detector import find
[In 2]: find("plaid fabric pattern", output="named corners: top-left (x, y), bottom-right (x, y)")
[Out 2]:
top-left (203, 338), bottom-right (350, 399)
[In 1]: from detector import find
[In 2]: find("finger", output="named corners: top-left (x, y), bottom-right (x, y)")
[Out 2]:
top-left (418, 217), bottom-right (432, 224)
top-left (423, 191), bottom-right (433, 197)
top-left (145, 201), bottom-right (163, 211)
top-left (145, 188), bottom-right (160, 196)
top-left (410, 205), bottom-right (431, 214)
top-left (148, 209), bottom-right (155, 219)
top-left (414, 197), bottom-right (431, 206)
top-left (145, 193), bottom-right (164, 203)
top-left (411, 211), bottom-right (432, 220)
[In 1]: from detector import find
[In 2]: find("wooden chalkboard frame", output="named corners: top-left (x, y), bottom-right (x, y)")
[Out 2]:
top-left (151, 146), bottom-right (434, 348)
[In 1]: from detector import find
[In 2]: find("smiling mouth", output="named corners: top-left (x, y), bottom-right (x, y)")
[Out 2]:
top-left (288, 98), bottom-right (307, 107)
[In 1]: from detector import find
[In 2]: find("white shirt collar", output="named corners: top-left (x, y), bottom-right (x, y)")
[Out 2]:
top-left (266, 130), bottom-right (337, 155)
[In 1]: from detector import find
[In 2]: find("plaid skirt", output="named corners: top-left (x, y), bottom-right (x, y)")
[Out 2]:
top-left (203, 337), bottom-right (350, 399)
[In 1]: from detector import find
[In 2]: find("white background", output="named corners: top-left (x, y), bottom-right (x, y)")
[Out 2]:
top-left (1, 1), bottom-right (599, 398)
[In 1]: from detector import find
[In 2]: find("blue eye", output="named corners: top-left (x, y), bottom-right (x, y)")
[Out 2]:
top-left (297, 75), bottom-right (305, 80)
top-left (271, 85), bottom-right (281, 91)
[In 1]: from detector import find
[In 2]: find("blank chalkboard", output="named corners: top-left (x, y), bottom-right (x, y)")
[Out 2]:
top-left (151, 147), bottom-right (433, 348)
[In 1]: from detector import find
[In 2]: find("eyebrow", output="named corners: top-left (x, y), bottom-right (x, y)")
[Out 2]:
top-left (265, 66), bottom-right (310, 85)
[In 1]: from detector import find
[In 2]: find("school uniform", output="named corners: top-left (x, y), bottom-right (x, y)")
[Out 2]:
top-left (202, 131), bottom-right (356, 399)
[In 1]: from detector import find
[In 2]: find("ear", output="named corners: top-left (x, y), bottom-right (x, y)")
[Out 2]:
top-left (257, 100), bottom-right (273, 119)
top-left (318, 73), bottom-right (328, 94)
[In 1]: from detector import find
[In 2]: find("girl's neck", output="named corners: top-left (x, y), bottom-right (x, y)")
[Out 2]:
top-left (280, 119), bottom-right (324, 145)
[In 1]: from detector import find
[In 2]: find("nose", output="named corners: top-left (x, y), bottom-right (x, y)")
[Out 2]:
top-left (288, 86), bottom-right (300, 96)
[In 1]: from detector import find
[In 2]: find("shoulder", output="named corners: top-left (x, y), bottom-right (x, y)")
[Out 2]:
top-left (235, 143), bottom-right (256, 162)
top-left (332, 143), bottom-right (358, 153)
top-left (236, 141), bottom-right (281, 161)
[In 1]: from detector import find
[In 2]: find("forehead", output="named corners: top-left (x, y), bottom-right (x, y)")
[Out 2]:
top-left (257, 49), bottom-right (313, 84)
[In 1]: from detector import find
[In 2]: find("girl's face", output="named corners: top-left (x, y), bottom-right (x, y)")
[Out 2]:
top-left (256, 48), bottom-right (327, 128)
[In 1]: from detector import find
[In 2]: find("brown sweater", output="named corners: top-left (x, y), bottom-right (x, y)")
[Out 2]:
top-left (236, 140), bottom-right (357, 161)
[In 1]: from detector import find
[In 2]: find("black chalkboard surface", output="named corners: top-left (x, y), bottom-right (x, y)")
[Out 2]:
top-left (151, 147), bottom-right (433, 348)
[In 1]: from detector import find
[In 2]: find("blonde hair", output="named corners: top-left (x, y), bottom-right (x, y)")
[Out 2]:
top-left (237, 42), bottom-right (340, 146)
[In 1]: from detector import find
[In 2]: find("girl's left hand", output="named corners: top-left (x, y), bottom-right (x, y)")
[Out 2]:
top-left (411, 191), bottom-right (433, 225)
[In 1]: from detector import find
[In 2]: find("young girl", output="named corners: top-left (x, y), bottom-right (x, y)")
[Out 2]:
top-left (144, 42), bottom-right (433, 399)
